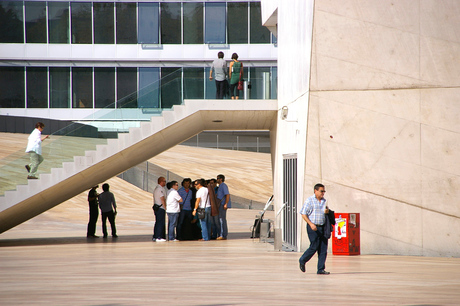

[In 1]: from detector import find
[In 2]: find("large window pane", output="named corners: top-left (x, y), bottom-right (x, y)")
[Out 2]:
top-left (161, 2), bottom-right (181, 44)
top-left (117, 67), bottom-right (137, 108)
top-left (184, 68), bottom-right (204, 99)
top-left (94, 2), bottom-right (114, 44)
top-left (71, 2), bottom-right (91, 44)
top-left (138, 3), bottom-right (159, 44)
top-left (49, 2), bottom-right (69, 44)
top-left (205, 3), bottom-right (226, 44)
top-left (0, 2), bottom-right (24, 43)
top-left (139, 67), bottom-right (160, 108)
top-left (116, 3), bottom-right (136, 44)
top-left (161, 68), bottom-right (181, 108)
top-left (228, 2), bottom-right (248, 44)
top-left (72, 67), bottom-right (92, 108)
top-left (183, 2), bottom-right (203, 44)
top-left (27, 67), bottom-right (47, 108)
top-left (204, 67), bottom-right (215, 99)
top-left (250, 2), bottom-right (270, 44)
top-left (50, 67), bottom-right (70, 108)
top-left (25, 1), bottom-right (47, 43)
top-left (0, 67), bottom-right (25, 108)
top-left (95, 67), bottom-right (115, 108)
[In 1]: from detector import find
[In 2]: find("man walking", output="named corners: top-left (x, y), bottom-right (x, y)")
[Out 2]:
top-left (86, 185), bottom-right (99, 238)
top-left (98, 183), bottom-right (118, 238)
top-left (25, 122), bottom-right (49, 179)
top-left (299, 183), bottom-right (330, 275)
top-left (216, 174), bottom-right (231, 240)
top-left (209, 51), bottom-right (228, 99)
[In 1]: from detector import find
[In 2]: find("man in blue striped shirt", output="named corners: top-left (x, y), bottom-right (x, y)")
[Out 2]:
top-left (299, 183), bottom-right (330, 275)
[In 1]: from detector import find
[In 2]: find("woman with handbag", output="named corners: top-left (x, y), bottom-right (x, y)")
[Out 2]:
top-left (192, 179), bottom-right (212, 241)
top-left (229, 53), bottom-right (244, 100)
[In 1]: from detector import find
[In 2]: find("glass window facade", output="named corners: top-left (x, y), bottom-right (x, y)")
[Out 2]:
top-left (161, 68), bottom-right (182, 108)
top-left (72, 67), bottom-right (93, 108)
top-left (94, 3), bottom-right (114, 44)
top-left (0, 1), bottom-right (24, 43)
top-left (205, 2), bottom-right (226, 44)
top-left (0, 67), bottom-right (25, 108)
top-left (27, 67), bottom-right (48, 108)
top-left (138, 2), bottom-right (159, 44)
top-left (117, 67), bottom-right (138, 108)
top-left (228, 2), bottom-right (248, 44)
top-left (250, 2), bottom-right (270, 44)
top-left (184, 68), bottom-right (204, 99)
top-left (161, 2), bottom-right (181, 44)
top-left (95, 67), bottom-right (115, 108)
top-left (71, 2), bottom-right (92, 44)
top-left (183, 2), bottom-right (203, 44)
top-left (116, 3), bottom-right (137, 44)
top-left (25, 1), bottom-right (47, 43)
top-left (50, 67), bottom-right (70, 108)
top-left (139, 67), bottom-right (160, 108)
top-left (49, 2), bottom-right (70, 44)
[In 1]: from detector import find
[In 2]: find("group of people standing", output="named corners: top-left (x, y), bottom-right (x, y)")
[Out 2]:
top-left (152, 175), bottom-right (231, 242)
top-left (209, 51), bottom-right (244, 100)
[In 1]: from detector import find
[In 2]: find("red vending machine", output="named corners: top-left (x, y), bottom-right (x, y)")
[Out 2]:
top-left (332, 213), bottom-right (360, 255)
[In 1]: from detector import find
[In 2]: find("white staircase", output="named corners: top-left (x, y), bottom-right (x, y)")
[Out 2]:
top-left (0, 100), bottom-right (278, 233)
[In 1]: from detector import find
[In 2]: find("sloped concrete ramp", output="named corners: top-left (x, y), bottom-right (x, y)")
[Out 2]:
top-left (0, 100), bottom-right (278, 234)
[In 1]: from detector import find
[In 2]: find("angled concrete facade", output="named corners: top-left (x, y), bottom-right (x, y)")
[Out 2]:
top-left (263, 0), bottom-right (460, 256)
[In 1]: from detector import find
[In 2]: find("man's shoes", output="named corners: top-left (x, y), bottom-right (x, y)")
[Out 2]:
top-left (299, 262), bottom-right (306, 273)
top-left (27, 175), bottom-right (38, 179)
top-left (156, 238), bottom-right (166, 242)
top-left (317, 270), bottom-right (330, 275)
top-left (171, 239), bottom-right (179, 242)
top-left (25, 165), bottom-right (30, 173)
top-left (86, 235), bottom-right (99, 238)
top-left (103, 235), bottom-right (108, 238)
top-left (112, 234), bottom-right (118, 238)
top-left (216, 236), bottom-right (227, 240)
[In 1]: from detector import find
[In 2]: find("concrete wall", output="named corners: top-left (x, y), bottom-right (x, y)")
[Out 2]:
top-left (268, 0), bottom-right (460, 257)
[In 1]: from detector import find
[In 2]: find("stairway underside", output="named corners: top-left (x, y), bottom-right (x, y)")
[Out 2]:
top-left (0, 100), bottom-right (278, 234)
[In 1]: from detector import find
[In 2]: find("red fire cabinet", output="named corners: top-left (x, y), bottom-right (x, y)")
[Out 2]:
top-left (332, 213), bottom-right (360, 255)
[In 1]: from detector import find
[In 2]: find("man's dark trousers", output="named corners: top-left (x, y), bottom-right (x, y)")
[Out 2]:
top-left (153, 208), bottom-right (166, 239)
top-left (299, 224), bottom-right (328, 272)
top-left (215, 80), bottom-right (226, 99)
top-left (101, 210), bottom-right (116, 237)
top-left (87, 205), bottom-right (99, 236)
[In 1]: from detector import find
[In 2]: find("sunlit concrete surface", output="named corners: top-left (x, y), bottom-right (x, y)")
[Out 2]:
top-left (1, 178), bottom-right (460, 305)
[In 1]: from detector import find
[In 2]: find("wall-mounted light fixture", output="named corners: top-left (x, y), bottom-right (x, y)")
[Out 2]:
top-left (280, 106), bottom-right (297, 122)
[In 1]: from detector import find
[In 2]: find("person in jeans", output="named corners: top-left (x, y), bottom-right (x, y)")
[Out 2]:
top-left (98, 183), bottom-right (118, 238)
top-left (25, 122), bottom-right (49, 179)
top-left (192, 179), bottom-right (211, 241)
top-left (209, 51), bottom-right (228, 99)
top-left (166, 181), bottom-right (182, 241)
top-left (216, 174), bottom-right (231, 240)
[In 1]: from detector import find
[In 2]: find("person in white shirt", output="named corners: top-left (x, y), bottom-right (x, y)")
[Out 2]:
top-left (192, 179), bottom-right (212, 241)
top-left (166, 181), bottom-right (182, 241)
top-left (153, 176), bottom-right (167, 242)
top-left (25, 122), bottom-right (49, 179)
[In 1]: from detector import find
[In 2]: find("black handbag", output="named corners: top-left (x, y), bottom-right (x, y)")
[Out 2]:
top-left (196, 208), bottom-right (206, 219)
top-left (152, 204), bottom-right (162, 212)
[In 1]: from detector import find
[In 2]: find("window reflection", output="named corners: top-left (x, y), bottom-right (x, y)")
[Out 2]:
top-left (50, 67), bottom-right (70, 108)
top-left (95, 67), bottom-right (115, 108)
top-left (72, 67), bottom-right (93, 108)
top-left (27, 67), bottom-right (48, 108)
top-left (117, 67), bottom-right (138, 108)
top-left (25, 1), bottom-right (47, 43)
top-left (139, 67), bottom-right (160, 108)
top-left (0, 67), bottom-right (25, 108)
top-left (94, 3), bottom-right (114, 44)
top-left (0, 1), bottom-right (24, 43)
top-left (71, 2), bottom-right (92, 44)
top-left (205, 2), bottom-right (226, 44)
top-left (161, 68), bottom-right (181, 108)
top-left (183, 2), bottom-right (203, 44)
top-left (161, 2), bottom-right (181, 44)
top-left (49, 2), bottom-right (69, 44)
top-left (250, 2), bottom-right (270, 44)
top-left (184, 68), bottom-right (204, 99)
top-left (138, 3), bottom-right (159, 44)
top-left (116, 3), bottom-right (136, 44)
top-left (228, 2), bottom-right (248, 44)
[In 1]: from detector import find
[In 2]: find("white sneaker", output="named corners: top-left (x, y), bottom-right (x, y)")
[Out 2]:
top-left (156, 238), bottom-right (166, 242)
top-left (172, 239), bottom-right (179, 242)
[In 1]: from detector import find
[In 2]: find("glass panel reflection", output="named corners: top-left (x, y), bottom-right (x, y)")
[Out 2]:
top-left (228, 2), bottom-right (248, 44)
top-left (250, 2), bottom-right (270, 44)
top-left (50, 67), bottom-right (70, 108)
top-left (184, 68), bottom-right (204, 99)
top-left (161, 2), bottom-right (181, 44)
top-left (116, 2), bottom-right (136, 44)
top-left (72, 67), bottom-right (93, 108)
top-left (117, 67), bottom-right (137, 108)
top-left (161, 68), bottom-right (181, 108)
top-left (71, 2), bottom-right (92, 44)
top-left (0, 1), bottom-right (24, 43)
top-left (139, 67), bottom-right (160, 108)
top-left (94, 2), bottom-right (114, 44)
top-left (27, 67), bottom-right (48, 108)
top-left (205, 2), bottom-right (226, 44)
top-left (183, 2), bottom-right (203, 44)
top-left (95, 67), bottom-right (115, 108)
top-left (25, 1), bottom-right (47, 43)
top-left (49, 2), bottom-right (69, 44)
top-left (0, 67), bottom-right (25, 108)
top-left (138, 3), bottom-right (159, 44)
